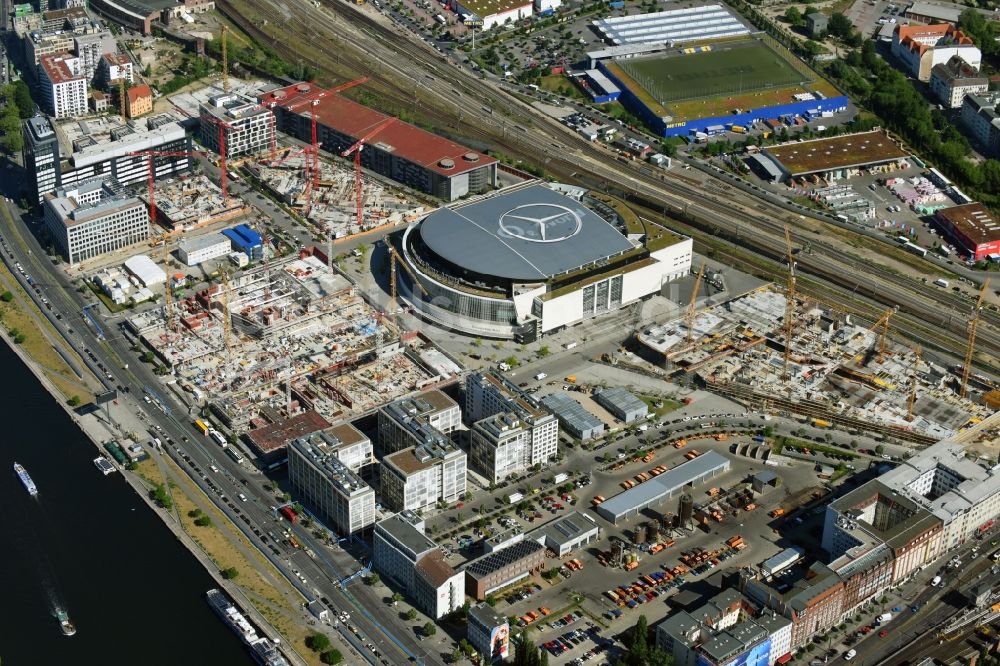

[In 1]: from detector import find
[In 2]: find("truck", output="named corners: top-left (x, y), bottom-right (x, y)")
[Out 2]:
top-left (565, 375), bottom-right (577, 383)
top-left (729, 125), bottom-right (746, 134)
top-left (194, 419), bottom-right (209, 435)
top-left (553, 473), bottom-right (568, 484)
top-left (279, 506), bottom-right (298, 523)
top-left (508, 492), bottom-right (524, 504)
top-left (933, 278), bottom-right (949, 288)
top-left (811, 418), bottom-right (831, 428)
top-left (534, 372), bottom-right (547, 381)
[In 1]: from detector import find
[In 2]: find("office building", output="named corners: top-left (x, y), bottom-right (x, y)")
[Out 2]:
top-left (22, 113), bottom-right (192, 204)
top-left (287, 432), bottom-right (375, 534)
top-left (470, 413), bottom-right (533, 484)
top-left (929, 55), bottom-right (988, 108)
top-left (43, 181), bottom-right (149, 265)
top-left (593, 386), bottom-right (649, 423)
top-left (199, 92), bottom-right (275, 159)
top-left (465, 371), bottom-right (559, 470)
top-left (38, 53), bottom-right (88, 118)
top-left (377, 390), bottom-right (461, 455)
top-left (468, 603), bottom-right (510, 664)
top-left (381, 439), bottom-right (467, 512)
top-left (260, 82), bottom-right (497, 202)
top-left (177, 234), bottom-right (233, 266)
top-left (373, 513), bottom-right (463, 619)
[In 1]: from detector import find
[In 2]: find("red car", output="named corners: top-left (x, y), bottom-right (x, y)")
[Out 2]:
top-left (878, 630), bottom-right (888, 638)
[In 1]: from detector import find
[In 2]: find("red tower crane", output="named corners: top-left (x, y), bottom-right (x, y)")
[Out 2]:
top-left (284, 77), bottom-right (369, 190)
top-left (341, 117), bottom-right (397, 233)
top-left (127, 149), bottom-right (209, 226)
top-left (199, 114), bottom-right (234, 199)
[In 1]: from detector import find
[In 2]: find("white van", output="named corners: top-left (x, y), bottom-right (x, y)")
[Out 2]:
top-left (933, 278), bottom-right (949, 288)
top-left (534, 372), bottom-right (547, 381)
top-left (931, 575), bottom-right (942, 586)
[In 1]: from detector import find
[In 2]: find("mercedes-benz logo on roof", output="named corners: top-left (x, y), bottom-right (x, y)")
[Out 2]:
top-left (498, 204), bottom-right (583, 243)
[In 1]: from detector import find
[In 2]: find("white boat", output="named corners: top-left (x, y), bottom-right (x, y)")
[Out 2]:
top-left (14, 462), bottom-right (37, 496)
top-left (93, 457), bottom-right (116, 475)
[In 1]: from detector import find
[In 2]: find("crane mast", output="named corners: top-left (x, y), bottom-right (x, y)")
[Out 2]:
top-left (961, 279), bottom-right (990, 398)
top-left (782, 226), bottom-right (796, 380)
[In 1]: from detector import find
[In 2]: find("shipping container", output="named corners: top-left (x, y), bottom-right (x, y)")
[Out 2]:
top-left (194, 419), bottom-right (209, 435)
top-left (279, 506), bottom-right (298, 523)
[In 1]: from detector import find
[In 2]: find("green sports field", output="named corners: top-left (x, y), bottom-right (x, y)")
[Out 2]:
top-left (615, 40), bottom-right (808, 105)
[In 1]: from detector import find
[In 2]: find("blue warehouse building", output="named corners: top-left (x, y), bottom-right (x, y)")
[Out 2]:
top-left (223, 224), bottom-right (263, 261)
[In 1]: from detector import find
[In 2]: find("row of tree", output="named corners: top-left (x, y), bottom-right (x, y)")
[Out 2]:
top-left (0, 80), bottom-right (34, 154)
top-left (823, 41), bottom-right (1000, 204)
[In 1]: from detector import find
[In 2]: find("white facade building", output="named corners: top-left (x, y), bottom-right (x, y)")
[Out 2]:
top-left (288, 431), bottom-right (375, 534)
top-left (471, 413), bottom-right (533, 484)
top-left (381, 441), bottom-right (467, 512)
top-left (377, 390), bottom-right (462, 455)
top-left (199, 93), bottom-right (275, 159)
top-left (38, 53), bottom-right (88, 119)
top-left (452, 0), bottom-right (532, 29)
top-left (43, 183), bottom-right (149, 265)
top-left (177, 234), bottom-right (232, 266)
top-left (929, 55), bottom-right (988, 108)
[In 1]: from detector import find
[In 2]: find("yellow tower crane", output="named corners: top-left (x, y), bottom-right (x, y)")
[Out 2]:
top-left (118, 77), bottom-right (127, 118)
top-left (686, 263), bottom-right (706, 345)
top-left (907, 344), bottom-right (921, 422)
top-left (782, 226), bottom-right (796, 380)
top-left (961, 279), bottom-right (990, 399)
top-left (220, 25), bottom-right (230, 94)
top-left (161, 241), bottom-right (174, 333)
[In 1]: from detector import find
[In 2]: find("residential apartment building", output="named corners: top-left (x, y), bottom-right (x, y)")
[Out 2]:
top-left (929, 55), bottom-right (988, 108)
top-left (380, 437), bottom-right (467, 512)
top-left (73, 30), bottom-right (117, 81)
top-left (891, 23), bottom-right (981, 81)
top-left (125, 84), bottom-right (153, 118)
top-left (960, 94), bottom-right (1000, 157)
top-left (22, 114), bottom-right (192, 204)
top-left (287, 432), bottom-right (375, 535)
top-left (43, 181), bottom-right (149, 265)
top-left (372, 513), bottom-right (464, 619)
top-left (377, 390), bottom-right (461, 455)
top-left (199, 93), bottom-right (275, 159)
top-left (467, 603), bottom-right (510, 664)
top-left (465, 371), bottom-right (559, 467)
top-left (97, 52), bottom-right (135, 88)
top-left (38, 53), bottom-right (88, 118)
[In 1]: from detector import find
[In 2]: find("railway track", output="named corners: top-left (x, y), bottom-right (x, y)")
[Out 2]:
top-left (217, 0), bottom-right (998, 373)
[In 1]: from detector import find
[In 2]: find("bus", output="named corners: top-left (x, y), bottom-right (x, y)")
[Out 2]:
top-left (194, 419), bottom-right (209, 435)
top-left (225, 447), bottom-right (244, 464)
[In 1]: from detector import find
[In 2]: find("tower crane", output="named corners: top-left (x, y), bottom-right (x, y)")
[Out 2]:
top-left (118, 77), bottom-right (127, 118)
top-left (782, 226), bottom-right (796, 380)
top-left (220, 25), bottom-right (230, 94)
top-left (385, 241), bottom-right (425, 327)
top-left (341, 116), bottom-right (398, 234)
top-left (126, 149), bottom-right (209, 227)
top-left (198, 114), bottom-right (235, 199)
top-left (686, 263), bottom-right (706, 345)
top-left (284, 77), bottom-right (370, 191)
top-left (961, 278), bottom-right (990, 399)
top-left (907, 344), bottom-right (921, 423)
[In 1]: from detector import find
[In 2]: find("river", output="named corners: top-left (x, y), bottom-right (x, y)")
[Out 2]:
top-left (0, 340), bottom-right (250, 664)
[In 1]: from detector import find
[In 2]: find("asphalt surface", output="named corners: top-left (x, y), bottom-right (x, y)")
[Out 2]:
top-left (0, 198), bottom-right (445, 666)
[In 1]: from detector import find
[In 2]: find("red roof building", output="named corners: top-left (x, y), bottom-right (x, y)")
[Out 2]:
top-left (260, 82), bottom-right (497, 201)
top-left (245, 410), bottom-right (332, 460)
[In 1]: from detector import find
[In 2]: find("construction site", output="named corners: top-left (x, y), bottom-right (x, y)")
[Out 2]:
top-left (124, 251), bottom-right (458, 434)
top-left (140, 173), bottom-right (249, 231)
top-left (244, 149), bottom-right (426, 239)
top-left (636, 284), bottom-right (993, 442)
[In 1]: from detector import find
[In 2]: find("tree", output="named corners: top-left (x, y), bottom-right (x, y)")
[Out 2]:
top-left (537, 345), bottom-right (551, 357)
top-left (221, 567), bottom-right (239, 579)
top-left (320, 649), bottom-right (343, 665)
top-left (12, 80), bottom-right (33, 119)
top-left (0, 104), bottom-right (23, 153)
top-left (875, 444), bottom-right (885, 455)
top-left (0, 291), bottom-right (11, 302)
top-left (615, 614), bottom-right (673, 666)
top-left (67, 395), bottom-right (81, 407)
top-left (422, 621), bottom-right (437, 637)
top-left (486, 593), bottom-right (497, 607)
top-left (959, 8), bottom-right (998, 55)
top-left (307, 632), bottom-right (331, 652)
top-left (391, 592), bottom-right (403, 605)
top-left (451, 647), bottom-right (463, 663)
top-left (405, 608), bottom-right (418, 621)
top-left (800, 39), bottom-right (822, 62)
top-left (827, 12), bottom-right (853, 39)
top-left (367, 572), bottom-right (380, 586)
top-left (784, 6), bottom-right (803, 26)
top-left (194, 515), bottom-right (212, 526)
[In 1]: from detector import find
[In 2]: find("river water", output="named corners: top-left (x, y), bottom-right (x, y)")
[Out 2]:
top-left (0, 341), bottom-right (250, 664)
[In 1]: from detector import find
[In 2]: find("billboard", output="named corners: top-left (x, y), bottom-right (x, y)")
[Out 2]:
top-left (489, 622), bottom-right (510, 662)
top-left (696, 637), bottom-right (771, 666)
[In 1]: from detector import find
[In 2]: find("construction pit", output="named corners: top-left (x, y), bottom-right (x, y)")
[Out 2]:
top-left (125, 253), bottom-right (457, 434)
top-left (243, 149), bottom-right (426, 239)
top-left (636, 286), bottom-right (992, 441)
top-left (140, 173), bottom-right (249, 231)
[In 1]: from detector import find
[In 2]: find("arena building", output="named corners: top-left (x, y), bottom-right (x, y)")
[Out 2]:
top-left (396, 184), bottom-right (692, 340)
